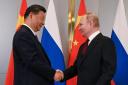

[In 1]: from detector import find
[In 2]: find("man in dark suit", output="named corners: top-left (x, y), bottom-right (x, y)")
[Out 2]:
top-left (13, 5), bottom-right (62, 85)
top-left (59, 12), bottom-right (116, 85)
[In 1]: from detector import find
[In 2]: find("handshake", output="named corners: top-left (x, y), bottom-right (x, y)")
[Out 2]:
top-left (54, 69), bottom-right (64, 81)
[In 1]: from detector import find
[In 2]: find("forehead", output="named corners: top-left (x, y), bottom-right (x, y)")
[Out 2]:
top-left (80, 15), bottom-right (87, 23)
top-left (37, 11), bottom-right (45, 16)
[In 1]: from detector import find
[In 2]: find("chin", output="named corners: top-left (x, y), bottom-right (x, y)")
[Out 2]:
top-left (83, 35), bottom-right (86, 37)
top-left (82, 34), bottom-right (87, 37)
top-left (37, 28), bottom-right (40, 31)
top-left (81, 34), bottom-right (84, 37)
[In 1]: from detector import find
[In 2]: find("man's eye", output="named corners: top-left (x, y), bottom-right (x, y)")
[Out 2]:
top-left (79, 23), bottom-right (82, 26)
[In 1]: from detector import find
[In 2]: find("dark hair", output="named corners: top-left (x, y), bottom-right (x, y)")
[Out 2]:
top-left (24, 4), bottom-right (46, 19)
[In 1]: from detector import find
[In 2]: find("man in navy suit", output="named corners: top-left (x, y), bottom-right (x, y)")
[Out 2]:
top-left (13, 5), bottom-right (62, 85)
top-left (59, 12), bottom-right (116, 85)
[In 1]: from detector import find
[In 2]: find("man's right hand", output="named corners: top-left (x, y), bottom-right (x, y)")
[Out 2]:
top-left (54, 69), bottom-right (64, 81)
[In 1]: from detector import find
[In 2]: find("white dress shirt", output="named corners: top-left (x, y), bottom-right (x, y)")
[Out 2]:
top-left (88, 30), bottom-right (100, 45)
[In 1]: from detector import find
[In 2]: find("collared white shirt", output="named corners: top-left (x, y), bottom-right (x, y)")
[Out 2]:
top-left (23, 24), bottom-right (36, 36)
top-left (88, 30), bottom-right (100, 45)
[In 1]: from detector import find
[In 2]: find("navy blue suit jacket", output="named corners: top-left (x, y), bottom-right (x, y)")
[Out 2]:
top-left (13, 25), bottom-right (55, 85)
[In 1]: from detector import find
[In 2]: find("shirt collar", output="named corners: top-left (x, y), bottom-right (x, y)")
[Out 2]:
top-left (88, 30), bottom-right (100, 44)
top-left (23, 24), bottom-right (36, 36)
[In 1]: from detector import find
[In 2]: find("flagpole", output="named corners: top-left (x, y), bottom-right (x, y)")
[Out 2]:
top-left (68, 0), bottom-right (75, 56)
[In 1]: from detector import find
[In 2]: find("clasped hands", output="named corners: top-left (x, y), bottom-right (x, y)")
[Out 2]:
top-left (54, 69), bottom-right (64, 81)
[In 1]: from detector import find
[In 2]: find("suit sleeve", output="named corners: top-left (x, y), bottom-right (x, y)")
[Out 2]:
top-left (96, 38), bottom-right (116, 85)
top-left (13, 33), bottom-right (55, 82)
top-left (62, 60), bottom-right (78, 81)
top-left (62, 44), bottom-right (84, 81)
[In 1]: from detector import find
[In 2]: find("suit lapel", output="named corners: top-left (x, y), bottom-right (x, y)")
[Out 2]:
top-left (22, 25), bottom-right (51, 65)
top-left (35, 39), bottom-right (52, 66)
top-left (79, 33), bottom-right (103, 66)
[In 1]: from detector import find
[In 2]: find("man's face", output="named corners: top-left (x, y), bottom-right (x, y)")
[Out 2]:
top-left (79, 16), bottom-right (92, 37)
top-left (31, 11), bottom-right (45, 32)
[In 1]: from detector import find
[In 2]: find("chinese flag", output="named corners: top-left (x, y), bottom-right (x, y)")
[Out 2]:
top-left (67, 0), bottom-right (87, 85)
top-left (5, 0), bottom-right (27, 85)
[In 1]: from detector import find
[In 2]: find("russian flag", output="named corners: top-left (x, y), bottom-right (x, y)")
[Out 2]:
top-left (111, 0), bottom-right (128, 85)
top-left (41, 0), bottom-right (65, 85)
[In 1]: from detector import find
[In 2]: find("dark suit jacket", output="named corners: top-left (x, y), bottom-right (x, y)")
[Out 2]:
top-left (63, 33), bottom-right (116, 85)
top-left (13, 25), bottom-right (55, 85)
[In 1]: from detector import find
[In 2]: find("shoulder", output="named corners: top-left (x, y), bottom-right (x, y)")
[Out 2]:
top-left (101, 35), bottom-right (115, 47)
top-left (14, 25), bottom-right (32, 37)
top-left (102, 35), bottom-right (113, 43)
top-left (13, 25), bottom-right (33, 42)
top-left (93, 33), bottom-right (115, 47)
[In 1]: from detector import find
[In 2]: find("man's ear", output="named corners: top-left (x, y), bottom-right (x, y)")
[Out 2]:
top-left (89, 20), bottom-right (94, 27)
top-left (29, 12), bottom-right (33, 19)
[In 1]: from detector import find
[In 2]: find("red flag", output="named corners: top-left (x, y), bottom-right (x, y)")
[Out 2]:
top-left (111, 80), bottom-right (115, 85)
top-left (5, 0), bottom-right (27, 85)
top-left (67, 0), bottom-right (87, 85)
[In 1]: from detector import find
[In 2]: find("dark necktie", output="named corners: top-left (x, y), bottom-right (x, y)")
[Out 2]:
top-left (35, 35), bottom-right (39, 41)
top-left (82, 39), bottom-right (89, 55)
